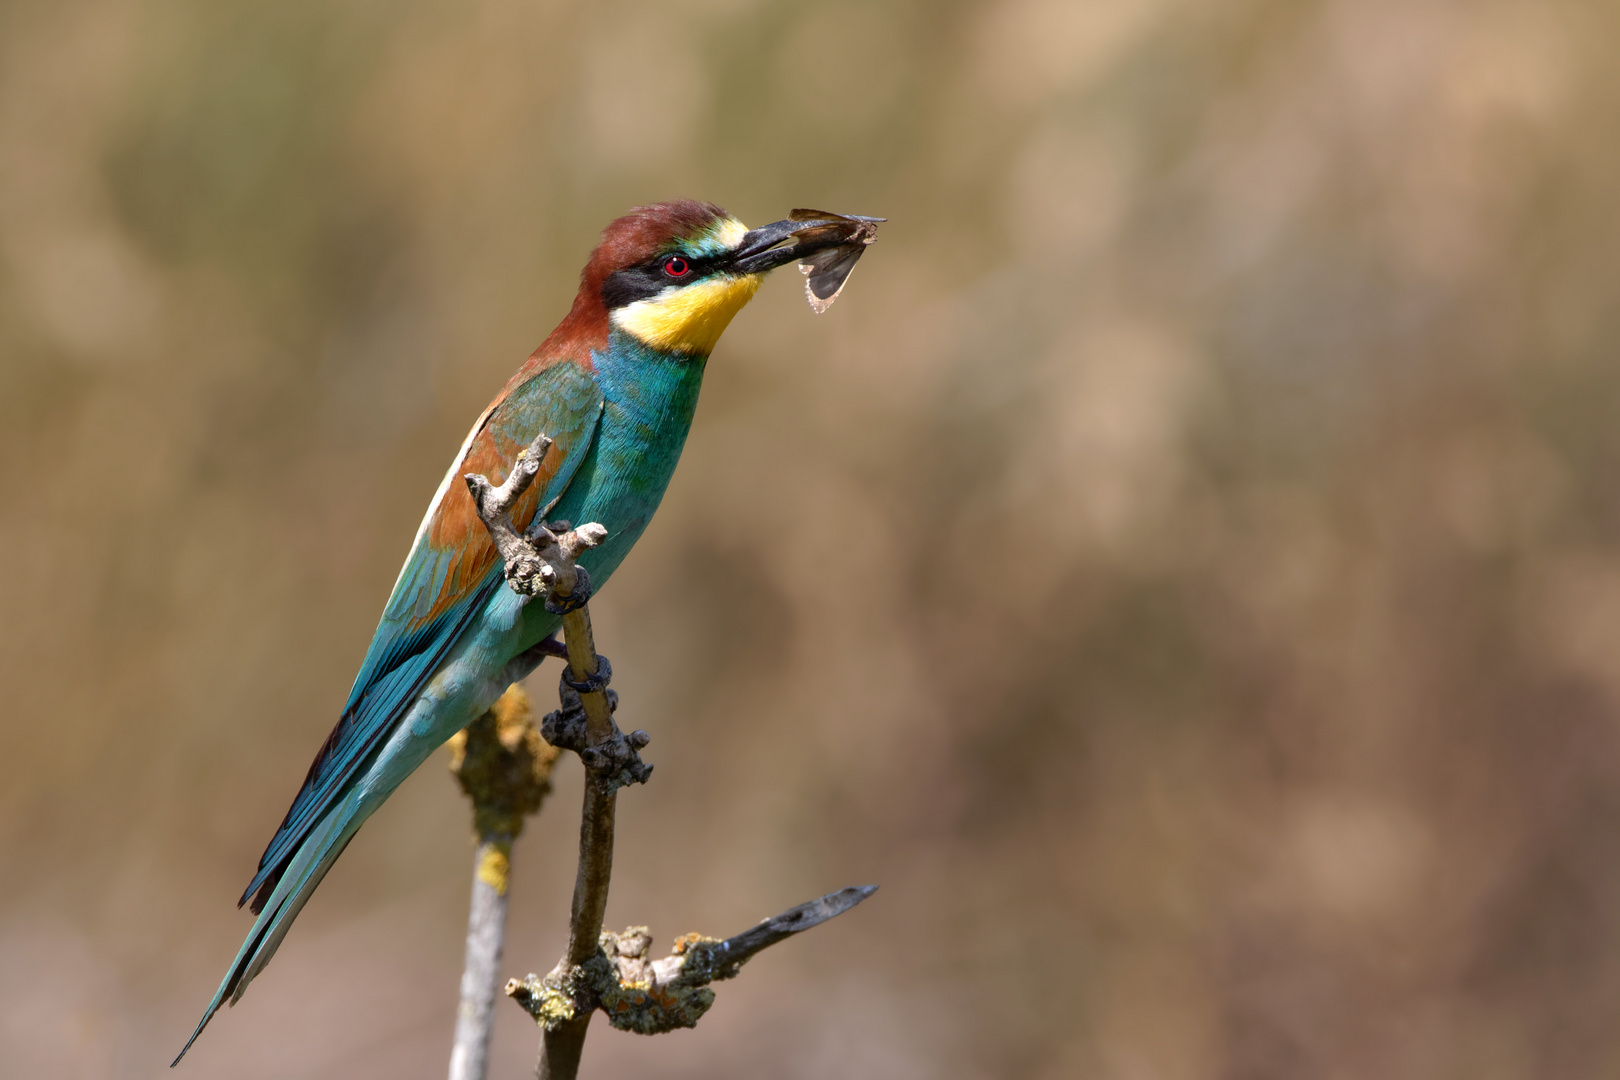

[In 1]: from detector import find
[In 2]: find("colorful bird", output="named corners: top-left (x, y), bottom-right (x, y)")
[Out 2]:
top-left (175, 200), bottom-right (880, 1063)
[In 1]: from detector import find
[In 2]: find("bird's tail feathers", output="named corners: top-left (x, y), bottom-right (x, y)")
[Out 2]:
top-left (172, 789), bottom-right (365, 1066)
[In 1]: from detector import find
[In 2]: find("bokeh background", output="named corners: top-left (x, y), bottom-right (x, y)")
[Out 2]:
top-left (4, 0), bottom-right (1619, 1076)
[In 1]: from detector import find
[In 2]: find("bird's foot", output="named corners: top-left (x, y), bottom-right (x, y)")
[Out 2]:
top-left (500, 633), bottom-right (569, 685)
top-left (560, 652), bottom-right (611, 694)
top-left (535, 634), bottom-right (569, 660)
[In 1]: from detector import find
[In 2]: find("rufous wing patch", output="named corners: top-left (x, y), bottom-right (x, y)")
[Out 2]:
top-left (396, 358), bottom-right (602, 632)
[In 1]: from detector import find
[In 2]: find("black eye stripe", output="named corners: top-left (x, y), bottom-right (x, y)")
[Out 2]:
top-left (601, 253), bottom-right (720, 310)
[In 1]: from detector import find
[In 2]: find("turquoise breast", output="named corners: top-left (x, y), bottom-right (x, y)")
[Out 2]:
top-left (518, 329), bottom-right (708, 647)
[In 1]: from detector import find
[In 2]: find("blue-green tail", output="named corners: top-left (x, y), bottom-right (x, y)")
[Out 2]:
top-left (171, 789), bottom-right (365, 1066)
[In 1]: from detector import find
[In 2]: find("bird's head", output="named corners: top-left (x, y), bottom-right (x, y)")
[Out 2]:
top-left (574, 200), bottom-right (876, 357)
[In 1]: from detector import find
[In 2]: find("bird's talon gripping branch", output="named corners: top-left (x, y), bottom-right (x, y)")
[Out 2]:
top-left (542, 565), bottom-right (593, 615)
top-left (560, 652), bottom-right (612, 694)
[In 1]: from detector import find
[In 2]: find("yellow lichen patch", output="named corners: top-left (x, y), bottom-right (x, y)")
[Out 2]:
top-left (477, 840), bottom-right (512, 895)
top-left (612, 273), bottom-right (763, 356)
top-left (596, 973), bottom-right (716, 1034)
top-left (535, 984), bottom-right (577, 1027)
top-left (671, 932), bottom-right (718, 955)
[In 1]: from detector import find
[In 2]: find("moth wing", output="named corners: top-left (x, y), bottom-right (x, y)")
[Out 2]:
top-left (799, 244), bottom-right (870, 313)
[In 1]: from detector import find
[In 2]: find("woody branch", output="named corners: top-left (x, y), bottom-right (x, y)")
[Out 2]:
top-left (464, 431), bottom-right (874, 1080)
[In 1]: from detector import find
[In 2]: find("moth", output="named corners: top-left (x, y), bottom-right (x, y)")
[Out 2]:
top-left (786, 208), bottom-right (885, 313)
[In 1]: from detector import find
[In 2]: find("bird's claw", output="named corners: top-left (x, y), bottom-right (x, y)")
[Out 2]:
top-left (560, 653), bottom-right (611, 694)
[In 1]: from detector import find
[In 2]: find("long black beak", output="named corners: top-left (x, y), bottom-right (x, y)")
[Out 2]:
top-left (731, 218), bottom-right (833, 274)
top-left (731, 211), bottom-right (884, 275)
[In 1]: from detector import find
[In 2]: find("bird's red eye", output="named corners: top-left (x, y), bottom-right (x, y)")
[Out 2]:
top-left (663, 256), bottom-right (691, 278)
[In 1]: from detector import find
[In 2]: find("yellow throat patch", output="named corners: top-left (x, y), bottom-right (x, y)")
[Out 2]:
top-left (612, 272), bottom-right (764, 356)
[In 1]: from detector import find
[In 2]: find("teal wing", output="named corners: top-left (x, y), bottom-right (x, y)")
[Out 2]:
top-left (238, 359), bottom-right (602, 912)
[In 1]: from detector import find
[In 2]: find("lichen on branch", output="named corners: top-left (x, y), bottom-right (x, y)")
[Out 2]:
top-left (448, 685), bottom-right (561, 844)
top-left (506, 887), bottom-right (879, 1037)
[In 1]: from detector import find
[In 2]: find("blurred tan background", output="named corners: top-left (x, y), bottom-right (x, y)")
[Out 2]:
top-left (3, 0), bottom-right (1619, 1076)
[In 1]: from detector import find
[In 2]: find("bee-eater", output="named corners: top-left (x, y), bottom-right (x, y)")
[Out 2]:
top-left (175, 200), bottom-right (878, 1062)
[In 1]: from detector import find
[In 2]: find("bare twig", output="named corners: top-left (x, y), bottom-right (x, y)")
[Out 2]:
top-left (506, 886), bottom-right (878, 1036)
top-left (652, 885), bottom-right (879, 986)
top-left (446, 686), bottom-right (560, 1080)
